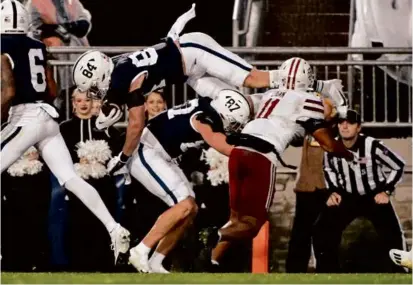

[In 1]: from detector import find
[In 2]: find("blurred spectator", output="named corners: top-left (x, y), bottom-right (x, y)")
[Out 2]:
top-left (26, 0), bottom-right (92, 121)
top-left (145, 90), bottom-right (167, 121)
top-left (350, 0), bottom-right (411, 123)
top-left (92, 98), bottom-right (102, 116)
top-left (286, 98), bottom-right (336, 273)
top-left (59, 89), bottom-right (124, 271)
top-left (2, 147), bottom-right (51, 271)
top-left (314, 109), bottom-right (406, 273)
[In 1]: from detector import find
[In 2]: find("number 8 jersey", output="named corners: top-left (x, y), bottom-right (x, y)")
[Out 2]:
top-left (1, 35), bottom-right (49, 106)
top-left (108, 38), bottom-right (187, 108)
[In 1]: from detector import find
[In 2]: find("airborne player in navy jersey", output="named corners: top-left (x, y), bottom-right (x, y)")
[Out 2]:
top-left (71, 4), bottom-right (288, 175)
top-left (112, 90), bottom-right (250, 273)
top-left (0, 0), bottom-right (130, 262)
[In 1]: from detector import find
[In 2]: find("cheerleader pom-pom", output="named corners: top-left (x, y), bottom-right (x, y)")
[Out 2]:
top-left (201, 148), bottom-right (229, 186)
top-left (88, 161), bottom-right (108, 179)
top-left (74, 163), bottom-right (90, 179)
top-left (25, 160), bottom-right (44, 175)
top-left (7, 159), bottom-right (26, 177)
top-left (76, 140), bottom-right (112, 164)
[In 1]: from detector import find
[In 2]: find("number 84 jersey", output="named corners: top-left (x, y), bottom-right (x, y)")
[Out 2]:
top-left (145, 97), bottom-right (224, 159)
top-left (1, 35), bottom-right (49, 106)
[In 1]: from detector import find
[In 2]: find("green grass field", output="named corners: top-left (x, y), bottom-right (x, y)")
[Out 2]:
top-left (1, 273), bottom-right (412, 284)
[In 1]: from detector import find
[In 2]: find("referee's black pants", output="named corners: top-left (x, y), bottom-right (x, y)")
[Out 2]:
top-left (286, 190), bottom-right (328, 272)
top-left (313, 192), bottom-right (406, 273)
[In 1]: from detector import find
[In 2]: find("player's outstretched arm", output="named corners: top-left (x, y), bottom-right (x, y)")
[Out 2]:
top-left (312, 127), bottom-right (353, 161)
top-left (1, 54), bottom-right (15, 120)
top-left (192, 118), bottom-right (234, 156)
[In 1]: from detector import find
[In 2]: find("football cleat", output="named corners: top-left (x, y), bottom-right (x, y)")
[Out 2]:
top-left (129, 247), bottom-right (151, 273)
top-left (110, 224), bottom-right (130, 264)
top-left (389, 249), bottom-right (412, 269)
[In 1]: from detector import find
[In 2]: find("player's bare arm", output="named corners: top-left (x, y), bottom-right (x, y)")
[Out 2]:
top-left (129, 73), bottom-right (146, 93)
top-left (45, 65), bottom-right (57, 99)
top-left (192, 118), bottom-right (234, 156)
top-left (312, 127), bottom-right (354, 161)
top-left (123, 105), bottom-right (146, 156)
top-left (1, 54), bottom-right (15, 119)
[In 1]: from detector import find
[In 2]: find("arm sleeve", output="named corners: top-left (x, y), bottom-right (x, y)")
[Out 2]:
top-left (72, 0), bottom-right (92, 36)
top-left (296, 117), bottom-right (328, 134)
top-left (373, 140), bottom-right (405, 193)
top-left (126, 89), bottom-right (145, 109)
top-left (323, 152), bottom-right (340, 189)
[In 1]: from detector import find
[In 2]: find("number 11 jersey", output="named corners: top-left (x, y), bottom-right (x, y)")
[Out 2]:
top-left (1, 34), bottom-right (49, 106)
top-left (109, 38), bottom-right (187, 108)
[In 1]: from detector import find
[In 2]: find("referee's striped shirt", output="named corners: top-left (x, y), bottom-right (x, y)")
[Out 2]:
top-left (323, 134), bottom-right (405, 195)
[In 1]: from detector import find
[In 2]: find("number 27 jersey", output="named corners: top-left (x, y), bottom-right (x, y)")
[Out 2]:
top-left (109, 38), bottom-right (187, 107)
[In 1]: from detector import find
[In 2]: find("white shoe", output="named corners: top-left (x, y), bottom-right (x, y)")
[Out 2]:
top-left (390, 249), bottom-right (412, 269)
top-left (129, 247), bottom-right (151, 273)
top-left (110, 224), bottom-right (130, 263)
top-left (150, 265), bottom-right (170, 274)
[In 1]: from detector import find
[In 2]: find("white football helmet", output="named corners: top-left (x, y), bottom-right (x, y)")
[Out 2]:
top-left (278, 57), bottom-right (315, 91)
top-left (72, 50), bottom-right (114, 98)
top-left (211, 89), bottom-right (251, 133)
top-left (1, 0), bottom-right (29, 34)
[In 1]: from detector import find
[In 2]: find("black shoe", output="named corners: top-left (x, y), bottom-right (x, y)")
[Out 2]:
top-left (206, 227), bottom-right (220, 248)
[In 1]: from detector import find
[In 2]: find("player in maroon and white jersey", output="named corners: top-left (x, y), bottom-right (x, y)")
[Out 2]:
top-left (206, 57), bottom-right (357, 268)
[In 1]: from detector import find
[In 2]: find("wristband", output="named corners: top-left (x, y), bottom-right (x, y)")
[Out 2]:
top-left (119, 152), bottom-right (130, 163)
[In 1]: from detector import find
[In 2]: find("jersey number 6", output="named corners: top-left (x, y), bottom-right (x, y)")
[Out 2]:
top-left (28, 49), bottom-right (46, 92)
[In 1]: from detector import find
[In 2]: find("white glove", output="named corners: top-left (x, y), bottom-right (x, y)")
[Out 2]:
top-left (167, 3), bottom-right (196, 41)
top-left (95, 105), bottom-right (123, 130)
top-left (315, 79), bottom-right (348, 108)
top-left (336, 105), bottom-right (348, 118)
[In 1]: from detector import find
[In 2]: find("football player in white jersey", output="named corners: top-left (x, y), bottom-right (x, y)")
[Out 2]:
top-left (193, 58), bottom-right (357, 267)
top-left (71, 4), bottom-right (341, 177)
top-left (0, 0), bottom-right (130, 263)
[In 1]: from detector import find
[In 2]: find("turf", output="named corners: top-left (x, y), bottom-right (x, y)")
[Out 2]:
top-left (1, 272), bottom-right (412, 284)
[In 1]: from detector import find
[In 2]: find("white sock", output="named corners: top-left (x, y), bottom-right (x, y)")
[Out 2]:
top-left (65, 176), bottom-right (116, 233)
top-left (149, 251), bottom-right (166, 268)
top-left (211, 259), bottom-right (219, 266)
top-left (167, 3), bottom-right (196, 40)
top-left (269, 70), bottom-right (281, 88)
top-left (135, 242), bottom-right (151, 256)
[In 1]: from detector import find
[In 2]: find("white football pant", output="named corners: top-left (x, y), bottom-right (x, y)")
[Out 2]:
top-left (129, 129), bottom-right (195, 207)
top-left (1, 104), bottom-right (75, 184)
top-left (179, 32), bottom-right (252, 93)
top-left (1, 104), bottom-right (116, 230)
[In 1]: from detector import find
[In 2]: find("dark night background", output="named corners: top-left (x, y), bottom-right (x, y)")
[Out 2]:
top-left (80, 0), bottom-right (233, 46)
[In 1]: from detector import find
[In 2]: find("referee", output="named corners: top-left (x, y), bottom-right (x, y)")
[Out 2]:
top-left (313, 109), bottom-right (407, 273)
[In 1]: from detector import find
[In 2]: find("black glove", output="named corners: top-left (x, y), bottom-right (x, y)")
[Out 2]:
top-left (38, 23), bottom-right (70, 43)
top-left (64, 20), bottom-right (90, 38)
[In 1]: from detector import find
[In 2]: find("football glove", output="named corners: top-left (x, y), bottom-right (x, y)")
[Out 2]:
top-left (96, 103), bottom-right (123, 130)
top-left (107, 152), bottom-right (130, 176)
top-left (315, 79), bottom-right (348, 109)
